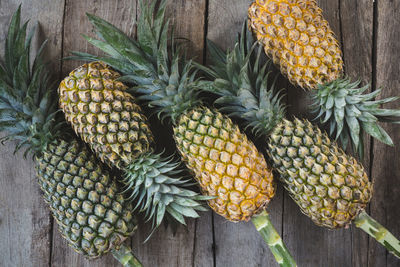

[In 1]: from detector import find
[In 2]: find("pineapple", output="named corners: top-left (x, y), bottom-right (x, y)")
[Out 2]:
top-left (268, 118), bottom-right (371, 228)
top-left (37, 139), bottom-right (137, 259)
top-left (197, 23), bottom-right (400, 257)
top-left (59, 61), bottom-right (208, 231)
top-left (248, 0), bottom-right (400, 157)
top-left (59, 61), bottom-right (153, 170)
top-left (249, 0), bottom-right (342, 90)
top-left (0, 8), bottom-right (141, 266)
top-left (69, 0), bottom-right (296, 266)
top-left (174, 107), bottom-right (275, 221)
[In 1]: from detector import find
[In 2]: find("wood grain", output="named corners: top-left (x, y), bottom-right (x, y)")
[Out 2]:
top-left (133, 1), bottom-right (211, 267)
top-left (1, 0), bottom-right (400, 266)
top-left (207, 1), bottom-right (284, 266)
top-left (0, 1), bottom-right (64, 266)
top-left (340, 1), bottom-right (374, 266)
top-left (370, 1), bottom-right (400, 267)
top-left (61, 0), bottom-right (137, 76)
top-left (166, 0), bottom-right (206, 61)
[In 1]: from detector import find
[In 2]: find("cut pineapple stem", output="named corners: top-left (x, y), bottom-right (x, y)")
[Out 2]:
top-left (252, 211), bottom-right (297, 267)
top-left (354, 210), bottom-right (400, 258)
top-left (111, 244), bottom-right (143, 267)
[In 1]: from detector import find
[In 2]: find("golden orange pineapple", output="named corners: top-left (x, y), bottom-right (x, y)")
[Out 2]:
top-left (174, 107), bottom-right (275, 221)
top-left (248, 0), bottom-right (400, 159)
top-left (248, 0), bottom-right (343, 90)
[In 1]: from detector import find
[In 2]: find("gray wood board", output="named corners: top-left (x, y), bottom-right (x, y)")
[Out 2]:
top-left (207, 1), bottom-right (284, 267)
top-left (369, 1), bottom-right (400, 267)
top-left (0, 0), bottom-right (399, 266)
top-left (0, 1), bottom-right (64, 267)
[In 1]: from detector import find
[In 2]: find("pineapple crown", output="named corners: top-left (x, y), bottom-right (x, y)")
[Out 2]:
top-left (0, 7), bottom-right (64, 157)
top-left (69, 0), bottom-right (201, 125)
top-left (123, 150), bottom-right (209, 240)
top-left (313, 78), bottom-right (400, 158)
top-left (195, 23), bottom-right (286, 138)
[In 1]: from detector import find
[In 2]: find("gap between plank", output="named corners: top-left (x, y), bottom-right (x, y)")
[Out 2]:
top-left (368, 0), bottom-right (378, 266)
top-left (48, 0), bottom-right (68, 266)
top-left (201, 1), bottom-right (217, 266)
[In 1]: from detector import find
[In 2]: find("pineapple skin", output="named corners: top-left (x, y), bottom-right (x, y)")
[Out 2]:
top-left (174, 107), bottom-right (275, 222)
top-left (37, 139), bottom-right (136, 258)
top-left (268, 118), bottom-right (372, 228)
top-left (248, 0), bottom-right (343, 90)
top-left (59, 62), bottom-right (153, 169)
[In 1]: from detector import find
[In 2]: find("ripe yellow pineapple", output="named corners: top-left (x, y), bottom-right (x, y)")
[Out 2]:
top-left (197, 24), bottom-right (400, 257)
top-left (174, 107), bottom-right (275, 221)
top-left (70, 1), bottom-right (296, 265)
top-left (248, 0), bottom-right (400, 158)
top-left (248, 0), bottom-right (342, 91)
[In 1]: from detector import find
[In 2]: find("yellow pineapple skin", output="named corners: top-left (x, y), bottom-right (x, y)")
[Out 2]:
top-left (59, 62), bottom-right (153, 169)
top-left (174, 107), bottom-right (275, 222)
top-left (248, 0), bottom-right (344, 90)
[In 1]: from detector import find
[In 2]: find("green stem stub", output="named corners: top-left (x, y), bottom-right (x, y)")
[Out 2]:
top-left (354, 211), bottom-right (400, 258)
top-left (252, 211), bottom-right (297, 267)
top-left (111, 244), bottom-right (143, 267)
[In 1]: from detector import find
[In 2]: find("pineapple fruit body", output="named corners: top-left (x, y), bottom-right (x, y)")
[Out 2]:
top-left (248, 0), bottom-right (343, 90)
top-left (268, 118), bottom-right (372, 228)
top-left (174, 107), bottom-right (275, 221)
top-left (37, 138), bottom-right (136, 258)
top-left (58, 62), bottom-right (153, 169)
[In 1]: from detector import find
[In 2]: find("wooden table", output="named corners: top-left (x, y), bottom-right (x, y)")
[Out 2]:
top-left (0, 0), bottom-right (399, 266)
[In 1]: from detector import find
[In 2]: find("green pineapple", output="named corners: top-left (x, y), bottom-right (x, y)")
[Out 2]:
top-left (0, 7), bottom-right (142, 266)
top-left (68, 1), bottom-right (297, 266)
top-left (196, 23), bottom-right (400, 258)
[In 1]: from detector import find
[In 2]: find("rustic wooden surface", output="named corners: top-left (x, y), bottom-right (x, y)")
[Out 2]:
top-left (0, 0), bottom-right (399, 266)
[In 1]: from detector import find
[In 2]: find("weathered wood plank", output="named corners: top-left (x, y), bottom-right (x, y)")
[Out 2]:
top-left (370, 1), bottom-right (400, 267)
top-left (1, 0), bottom-right (400, 266)
top-left (282, 1), bottom-right (356, 266)
top-left (0, 150), bottom-right (50, 267)
top-left (132, 219), bottom-right (197, 267)
top-left (193, 212), bottom-right (214, 267)
top-left (133, 1), bottom-right (212, 267)
top-left (207, 1), bottom-right (284, 266)
top-left (168, 3), bottom-right (216, 266)
top-left (0, 1), bottom-right (64, 266)
top-left (58, 0), bottom-right (211, 266)
top-left (166, 0), bottom-right (206, 61)
top-left (61, 0), bottom-right (137, 77)
top-left (52, 1), bottom-right (137, 266)
top-left (340, 1), bottom-right (374, 266)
